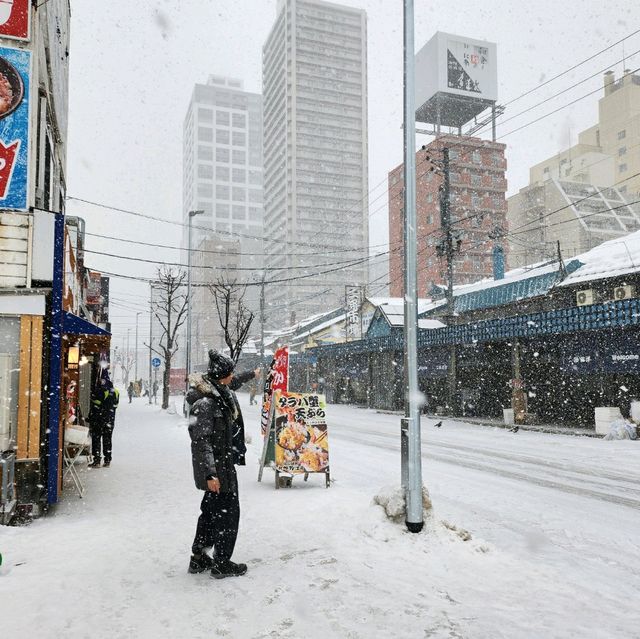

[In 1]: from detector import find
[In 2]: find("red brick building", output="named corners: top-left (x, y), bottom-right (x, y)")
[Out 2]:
top-left (388, 135), bottom-right (507, 297)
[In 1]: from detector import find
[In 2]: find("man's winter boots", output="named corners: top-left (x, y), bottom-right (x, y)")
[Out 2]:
top-left (188, 552), bottom-right (214, 574)
top-left (210, 559), bottom-right (248, 579)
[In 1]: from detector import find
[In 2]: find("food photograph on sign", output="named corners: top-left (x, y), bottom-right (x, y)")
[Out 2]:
top-left (0, 44), bottom-right (30, 210)
top-left (274, 391), bottom-right (329, 474)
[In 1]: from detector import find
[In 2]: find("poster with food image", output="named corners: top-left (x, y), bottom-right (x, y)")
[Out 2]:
top-left (0, 45), bottom-right (30, 210)
top-left (274, 390), bottom-right (329, 474)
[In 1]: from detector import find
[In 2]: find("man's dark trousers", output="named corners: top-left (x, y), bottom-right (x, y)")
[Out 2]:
top-left (192, 490), bottom-right (240, 560)
top-left (91, 423), bottom-right (114, 464)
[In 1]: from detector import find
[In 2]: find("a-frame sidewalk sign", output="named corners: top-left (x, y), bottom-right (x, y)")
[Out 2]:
top-left (258, 346), bottom-right (330, 489)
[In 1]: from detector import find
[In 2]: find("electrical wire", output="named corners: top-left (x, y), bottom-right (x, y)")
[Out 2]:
top-left (81, 246), bottom-right (384, 272)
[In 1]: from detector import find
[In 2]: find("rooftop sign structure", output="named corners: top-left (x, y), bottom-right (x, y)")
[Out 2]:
top-left (415, 32), bottom-right (497, 128)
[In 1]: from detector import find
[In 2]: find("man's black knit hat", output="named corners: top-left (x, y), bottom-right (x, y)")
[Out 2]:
top-left (207, 350), bottom-right (235, 380)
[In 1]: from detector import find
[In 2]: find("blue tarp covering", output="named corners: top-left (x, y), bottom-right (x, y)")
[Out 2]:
top-left (63, 311), bottom-right (110, 336)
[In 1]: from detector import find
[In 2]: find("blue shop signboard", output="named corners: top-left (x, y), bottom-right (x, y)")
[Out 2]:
top-left (418, 348), bottom-right (449, 378)
top-left (562, 332), bottom-right (640, 374)
top-left (0, 45), bottom-right (31, 211)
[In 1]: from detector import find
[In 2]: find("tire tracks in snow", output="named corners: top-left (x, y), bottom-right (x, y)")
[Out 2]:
top-left (331, 428), bottom-right (640, 511)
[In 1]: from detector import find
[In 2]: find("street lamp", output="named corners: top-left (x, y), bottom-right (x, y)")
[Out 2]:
top-left (186, 209), bottom-right (204, 388)
top-left (134, 311), bottom-right (141, 383)
top-left (126, 328), bottom-right (131, 386)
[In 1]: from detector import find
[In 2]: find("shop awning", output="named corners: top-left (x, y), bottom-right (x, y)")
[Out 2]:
top-left (63, 311), bottom-right (110, 336)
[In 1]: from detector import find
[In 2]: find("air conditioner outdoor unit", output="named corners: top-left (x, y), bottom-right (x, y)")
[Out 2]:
top-left (614, 285), bottom-right (636, 300)
top-left (576, 289), bottom-right (595, 306)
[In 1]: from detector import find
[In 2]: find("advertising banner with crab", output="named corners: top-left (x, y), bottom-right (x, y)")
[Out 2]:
top-left (273, 390), bottom-right (329, 475)
top-left (0, 45), bottom-right (31, 210)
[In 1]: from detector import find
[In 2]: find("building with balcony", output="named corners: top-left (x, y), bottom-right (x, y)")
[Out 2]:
top-left (182, 76), bottom-right (264, 364)
top-left (262, 0), bottom-right (369, 324)
top-left (507, 179), bottom-right (640, 267)
top-left (388, 135), bottom-right (507, 297)
top-left (508, 69), bottom-right (640, 268)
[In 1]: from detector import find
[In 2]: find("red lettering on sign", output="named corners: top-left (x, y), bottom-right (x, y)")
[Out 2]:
top-left (0, 139), bottom-right (20, 199)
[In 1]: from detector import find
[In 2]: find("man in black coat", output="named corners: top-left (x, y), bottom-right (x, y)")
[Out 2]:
top-left (88, 374), bottom-right (120, 468)
top-left (186, 351), bottom-right (248, 579)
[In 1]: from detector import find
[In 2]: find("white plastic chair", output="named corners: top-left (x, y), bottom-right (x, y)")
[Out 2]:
top-left (63, 426), bottom-right (91, 498)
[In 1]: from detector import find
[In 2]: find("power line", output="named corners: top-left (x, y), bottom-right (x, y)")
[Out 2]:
top-left (81, 246), bottom-right (383, 272)
top-left (83, 229), bottom-right (391, 257)
top-left (490, 49), bottom-right (640, 132)
top-left (502, 29), bottom-right (640, 108)
top-left (506, 170), bottom-right (640, 236)
top-left (93, 253), bottom-right (372, 288)
top-left (67, 57), bottom-right (640, 260)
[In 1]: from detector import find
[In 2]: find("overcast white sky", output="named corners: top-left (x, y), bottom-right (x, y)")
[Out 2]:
top-left (63, 0), bottom-right (640, 348)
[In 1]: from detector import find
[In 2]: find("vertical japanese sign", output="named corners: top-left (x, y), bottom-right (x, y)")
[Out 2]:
top-left (447, 39), bottom-right (491, 96)
top-left (0, 45), bottom-right (31, 210)
top-left (260, 345), bottom-right (289, 436)
top-left (0, 0), bottom-right (31, 41)
top-left (258, 345), bottom-right (290, 482)
top-left (273, 390), bottom-right (329, 475)
top-left (86, 271), bottom-right (103, 306)
top-left (344, 285), bottom-right (364, 341)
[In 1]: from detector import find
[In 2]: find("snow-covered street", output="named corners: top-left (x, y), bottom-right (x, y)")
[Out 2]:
top-left (2, 393), bottom-right (639, 639)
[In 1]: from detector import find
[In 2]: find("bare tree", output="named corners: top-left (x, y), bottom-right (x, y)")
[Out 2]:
top-left (150, 267), bottom-right (189, 409)
top-left (112, 348), bottom-right (134, 386)
top-left (119, 353), bottom-right (134, 387)
top-left (208, 277), bottom-right (254, 363)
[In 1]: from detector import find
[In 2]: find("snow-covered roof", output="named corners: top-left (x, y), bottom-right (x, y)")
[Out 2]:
top-left (366, 296), bottom-right (435, 314)
top-left (369, 301), bottom-right (445, 331)
top-left (560, 230), bottom-right (640, 286)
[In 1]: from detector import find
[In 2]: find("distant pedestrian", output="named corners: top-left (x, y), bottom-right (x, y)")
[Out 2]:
top-left (127, 382), bottom-right (134, 403)
top-left (186, 350), bottom-right (248, 579)
top-left (248, 369), bottom-right (261, 405)
top-left (89, 374), bottom-right (120, 468)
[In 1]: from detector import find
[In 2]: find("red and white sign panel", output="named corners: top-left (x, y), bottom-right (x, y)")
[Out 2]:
top-left (260, 346), bottom-right (289, 436)
top-left (0, 0), bottom-right (31, 41)
top-left (271, 346), bottom-right (289, 392)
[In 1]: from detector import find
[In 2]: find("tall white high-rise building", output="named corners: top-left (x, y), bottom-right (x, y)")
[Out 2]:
top-left (262, 0), bottom-right (369, 324)
top-left (182, 76), bottom-right (263, 366)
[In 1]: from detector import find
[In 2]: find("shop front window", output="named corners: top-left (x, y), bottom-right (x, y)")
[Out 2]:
top-left (0, 316), bottom-right (22, 453)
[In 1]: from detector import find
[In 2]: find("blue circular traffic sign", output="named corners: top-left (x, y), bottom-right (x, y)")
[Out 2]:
top-left (151, 357), bottom-right (161, 368)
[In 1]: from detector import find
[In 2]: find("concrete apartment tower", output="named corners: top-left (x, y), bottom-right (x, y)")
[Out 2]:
top-left (262, 0), bottom-right (369, 325)
top-left (182, 76), bottom-right (263, 367)
top-left (507, 69), bottom-right (640, 268)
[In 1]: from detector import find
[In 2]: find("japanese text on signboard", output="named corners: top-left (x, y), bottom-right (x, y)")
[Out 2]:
top-left (345, 285), bottom-right (363, 341)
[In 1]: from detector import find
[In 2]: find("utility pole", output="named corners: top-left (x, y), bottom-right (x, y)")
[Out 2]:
top-left (440, 147), bottom-right (457, 416)
top-left (260, 271), bottom-right (266, 369)
top-left (126, 328), bottom-right (131, 386)
top-left (186, 209), bottom-right (204, 389)
top-left (401, 0), bottom-right (423, 534)
top-left (134, 311), bottom-right (141, 382)
top-left (148, 285), bottom-right (153, 405)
